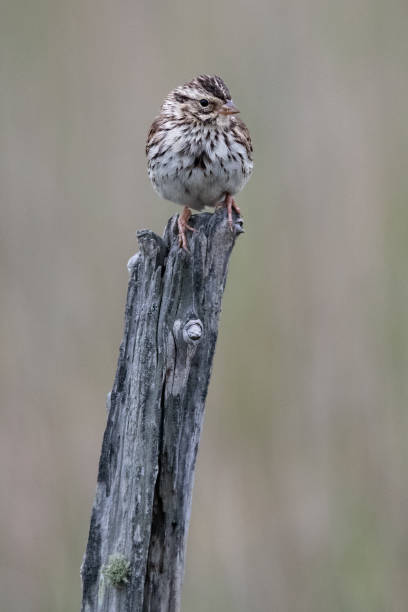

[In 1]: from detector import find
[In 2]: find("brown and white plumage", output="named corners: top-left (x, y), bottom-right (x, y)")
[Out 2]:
top-left (146, 75), bottom-right (253, 248)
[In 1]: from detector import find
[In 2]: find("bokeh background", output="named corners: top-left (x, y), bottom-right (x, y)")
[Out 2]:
top-left (1, 1), bottom-right (408, 610)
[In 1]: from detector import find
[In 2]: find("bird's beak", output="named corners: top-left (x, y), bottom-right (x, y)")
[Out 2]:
top-left (219, 100), bottom-right (240, 115)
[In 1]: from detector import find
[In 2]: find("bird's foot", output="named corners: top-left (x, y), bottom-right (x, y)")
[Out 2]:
top-left (178, 206), bottom-right (196, 251)
top-left (221, 193), bottom-right (242, 231)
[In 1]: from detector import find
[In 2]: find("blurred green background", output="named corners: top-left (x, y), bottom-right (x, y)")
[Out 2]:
top-left (1, 1), bottom-right (408, 611)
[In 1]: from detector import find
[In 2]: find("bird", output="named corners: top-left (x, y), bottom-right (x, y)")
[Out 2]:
top-left (146, 75), bottom-right (253, 249)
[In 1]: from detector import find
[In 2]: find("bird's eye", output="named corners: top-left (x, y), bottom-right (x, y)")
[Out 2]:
top-left (199, 99), bottom-right (209, 107)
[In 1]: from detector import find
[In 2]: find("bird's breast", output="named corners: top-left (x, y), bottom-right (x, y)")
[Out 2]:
top-left (147, 124), bottom-right (252, 208)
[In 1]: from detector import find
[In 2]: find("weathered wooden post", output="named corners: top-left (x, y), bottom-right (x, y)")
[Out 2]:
top-left (81, 208), bottom-right (243, 612)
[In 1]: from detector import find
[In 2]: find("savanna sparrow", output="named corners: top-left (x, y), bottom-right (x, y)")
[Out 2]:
top-left (146, 75), bottom-right (253, 249)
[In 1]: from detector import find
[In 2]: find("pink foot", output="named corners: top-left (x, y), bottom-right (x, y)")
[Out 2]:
top-left (224, 194), bottom-right (241, 230)
top-left (178, 206), bottom-right (196, 251)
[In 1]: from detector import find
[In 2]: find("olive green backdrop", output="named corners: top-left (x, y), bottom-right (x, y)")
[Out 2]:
top-left (1, 1), bottom-right (408, 610)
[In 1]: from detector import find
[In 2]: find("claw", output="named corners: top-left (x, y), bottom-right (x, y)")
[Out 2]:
top-left (224, 194), bottom-right (242, 231)
top-left (178, 206), bottom-right (196, 251)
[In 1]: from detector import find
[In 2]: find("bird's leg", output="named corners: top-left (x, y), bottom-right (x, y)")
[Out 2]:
top-left (178, 206), bottom-right (196, 251)
top-left (220, 193), bottom-right (241, 230)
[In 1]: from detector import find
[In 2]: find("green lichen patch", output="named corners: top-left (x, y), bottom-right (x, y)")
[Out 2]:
top-left (102, 553), bottom-right (131, 588)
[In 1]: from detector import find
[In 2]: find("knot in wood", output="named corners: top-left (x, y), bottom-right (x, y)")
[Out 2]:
top-left (183, 319), bottom-right (203, 343)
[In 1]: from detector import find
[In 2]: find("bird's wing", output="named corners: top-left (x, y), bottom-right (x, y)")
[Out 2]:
top-left (146, 117), bottom-right (160, 156)
top-left (233, 117), bottom-right (253, 160)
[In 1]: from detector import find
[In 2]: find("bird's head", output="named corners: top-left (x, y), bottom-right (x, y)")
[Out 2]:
top-left (163, 75), bottom-right (240, 124)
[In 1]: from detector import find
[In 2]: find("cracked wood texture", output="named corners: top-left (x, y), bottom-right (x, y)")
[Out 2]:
top-left (81, 208), bottom-right (243, 612)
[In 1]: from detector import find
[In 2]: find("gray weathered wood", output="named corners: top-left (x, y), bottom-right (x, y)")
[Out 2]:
top-left (81, 208), bottom-right (243, 612)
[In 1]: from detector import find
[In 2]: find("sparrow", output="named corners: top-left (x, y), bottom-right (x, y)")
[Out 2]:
top-left (146, 75), bottom-right (253, 249)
